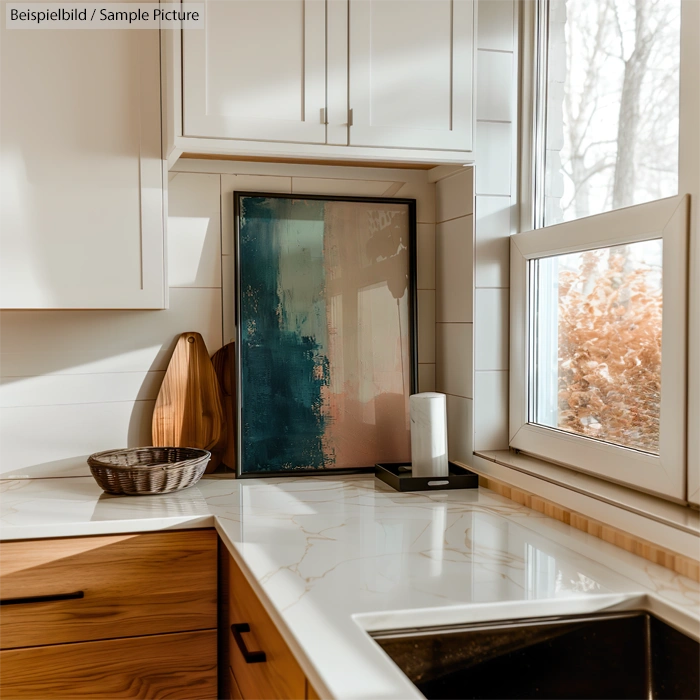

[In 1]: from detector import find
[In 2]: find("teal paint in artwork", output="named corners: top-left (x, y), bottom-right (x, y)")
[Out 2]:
top-left (239, 196), bottom-right (332, 472)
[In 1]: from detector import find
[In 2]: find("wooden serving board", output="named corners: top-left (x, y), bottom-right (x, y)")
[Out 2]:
top-left (152, 332), bottom-right (225, 472)
top-left (210, 342), bottom-right (236, 472)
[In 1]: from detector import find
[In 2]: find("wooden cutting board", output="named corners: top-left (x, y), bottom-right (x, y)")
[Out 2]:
top-left (152, 332), bottom-right (225, 472)
top-left (210, 342), bottom-right (236, 472)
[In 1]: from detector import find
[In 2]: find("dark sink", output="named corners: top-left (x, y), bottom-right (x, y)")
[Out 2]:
top-left (372, 611), bottom-right (699, 699)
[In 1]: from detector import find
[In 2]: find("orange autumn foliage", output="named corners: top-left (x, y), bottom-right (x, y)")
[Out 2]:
top-left (557, 247), bottom-right (662, 453)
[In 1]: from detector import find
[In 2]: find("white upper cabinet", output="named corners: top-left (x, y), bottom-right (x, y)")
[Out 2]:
top-left (348, 0), bottom-right (474, 151)
top-left (171, 0), bottom-right (475, 160)
top-left (0, 0), bottom-right (165, 309)
top-left (183, 0), bottom-right (327, 143)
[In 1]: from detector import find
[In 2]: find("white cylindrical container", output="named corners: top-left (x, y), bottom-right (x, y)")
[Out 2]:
top-left (409, 392), bottom-right (449, 478)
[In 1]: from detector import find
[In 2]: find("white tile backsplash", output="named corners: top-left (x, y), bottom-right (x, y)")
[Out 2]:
top-left (417, 223), bottom-right (436, 290)
top-left (476, 51), bottom-right (514, 122)
top-left (474, 371), bottom-right (509, 451)
top-left (291, 177), bottom-right (394, 197)
top-left (446, 394), bottom-right (474, 465)
top-left (473, 122), bottom-right (513, 196)
top-left (477, 0), bottom-right (515, 52)
top-left (0, 287), bottom-right (224, 377)
top-left (436, 216), bottom-right (474, 323)
top-left (0, 400), bottom-right (155, 478)
top-left (0, 372), bottom-right (163, 408)
top-left (418, 364), bottom-right (436, 393)
top-left (168, 173), bottom-right (221, 288)
top-left (418, 290), bottom-right (436, 364)
top-left (436, 169), bottom-right (474, 222)
top-left (474, 289), bottom-right (509, 371)
top-left (475, 195), bottom-right (511, 288)
top-left (436, 323), bottom-right (473, 398)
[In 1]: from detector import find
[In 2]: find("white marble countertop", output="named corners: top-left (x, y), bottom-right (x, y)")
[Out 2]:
top-left (2, 474), bottom-right (698, 699)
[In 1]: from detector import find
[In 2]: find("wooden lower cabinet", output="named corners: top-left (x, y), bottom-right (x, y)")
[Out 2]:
top-left (220, 544), bottom-right (319, 700)
top-left (0, 630), bottom-right (217, 700)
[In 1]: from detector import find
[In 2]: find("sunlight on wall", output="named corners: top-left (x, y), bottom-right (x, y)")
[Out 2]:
top-left (167, 216), bottom-right (213, 286)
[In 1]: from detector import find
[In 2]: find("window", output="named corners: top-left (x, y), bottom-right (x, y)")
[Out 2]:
top-left (530, 239), bottom-right (663, 454)
top-left (539, 0), bottom-right (681, 227)
top-left (511, 196), bottom-right (687, 498)
top-left (512, 0), bottom-right (697, 501)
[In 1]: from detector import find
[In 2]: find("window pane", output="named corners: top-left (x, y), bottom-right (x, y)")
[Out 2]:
top-left (544, 0), bottom-right (681, 226)
top-left (530, 239), bottom-right (663, 454)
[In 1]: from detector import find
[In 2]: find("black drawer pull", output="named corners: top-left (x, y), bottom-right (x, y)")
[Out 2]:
top-left (231, 623), bottom-right (267, 663)
top-left (0, 591), bottom-right (84, 606)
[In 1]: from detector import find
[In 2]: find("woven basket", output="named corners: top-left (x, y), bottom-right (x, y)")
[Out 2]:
top-left (87, 447), bottom-right (210, 496)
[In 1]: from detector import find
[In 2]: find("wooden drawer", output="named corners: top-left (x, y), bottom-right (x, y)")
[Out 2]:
top-left (0, 530), bottom-right (217, 649)
top-left (0, 629), bottom-right (217, 699)
top-left (221, 549), bottom-right (306, 700)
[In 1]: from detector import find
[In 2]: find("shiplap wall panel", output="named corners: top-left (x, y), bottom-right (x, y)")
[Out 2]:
top-left (290, 177), bottom-right (394, 197)
top-left (474, 289), bottom-right (509, 371)
top-left (0, 289), bottom-right (223, 378)
top-left (416, 224), bottom-right (436, 290)
top-left (476, 0), bottom-right (514, 51)
top-left (446, 394), bottom-right (474, 464)
top-left (475, 196), bottom-right (511, 288)
top-left (0, 401), bottom-right (155, 478)
top-left (474, 371), bottom-right (509, 451)
top-left (417, 291), bottom-right (436, 365)
top-left (0, 372), bottom-right (163, 408)
top-left (476, 50), bottom-right (514, 123)
top-left (436, 215), bottom-right (474, 324)
top-left (168, 173), bottom-right (222, 288)
top-left (418, 364), bottom-right (436, 393)
top-left (436, 323), bottom-right (473, 399)
top-left (473, 122), bottom-right (513, 196)
top-left (436, 169), bottom-right (474, 222)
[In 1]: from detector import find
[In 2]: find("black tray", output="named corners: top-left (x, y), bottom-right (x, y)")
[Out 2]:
top-left (375, 462), bottom-right (479, 492)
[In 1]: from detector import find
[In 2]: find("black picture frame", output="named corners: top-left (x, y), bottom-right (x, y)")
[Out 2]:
top-left (234, 191), bottom-right (418, 478)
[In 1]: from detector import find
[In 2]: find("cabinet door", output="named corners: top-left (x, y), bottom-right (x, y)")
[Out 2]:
top-left (0, 0), bottom-right (164, 309)
top-left (0, 630), bottom-right (217, 700)
top-left (221, 548), bottom-right (306, 700)
top-left (348, 0), bottom-right (474, 151)
top-left (183, 0), bottom-right (327, 144)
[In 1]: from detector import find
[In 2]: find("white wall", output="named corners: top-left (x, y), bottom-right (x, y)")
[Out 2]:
top-left (0, 160), bottom-right (437, 478)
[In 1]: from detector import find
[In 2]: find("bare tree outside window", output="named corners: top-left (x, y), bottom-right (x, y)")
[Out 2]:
top-left (545, 0), bottom-right (681, 225)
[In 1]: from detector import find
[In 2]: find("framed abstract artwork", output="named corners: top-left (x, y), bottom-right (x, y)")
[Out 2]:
top-left (234, 192), bottom-right (417, 477)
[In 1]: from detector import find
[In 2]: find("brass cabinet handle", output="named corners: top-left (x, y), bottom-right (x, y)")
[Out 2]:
top-left (0, 591), bottom-right (84, 606)
top-left (231, 622), bottom-right (267, 663)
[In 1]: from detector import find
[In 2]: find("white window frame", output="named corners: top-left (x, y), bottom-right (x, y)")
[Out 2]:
top-left (509, 0), bottom-right (700, 505)
top-left (509, 0), bottom-right (700, 506)
top-left (510, 196), bottom-right (688, 499)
